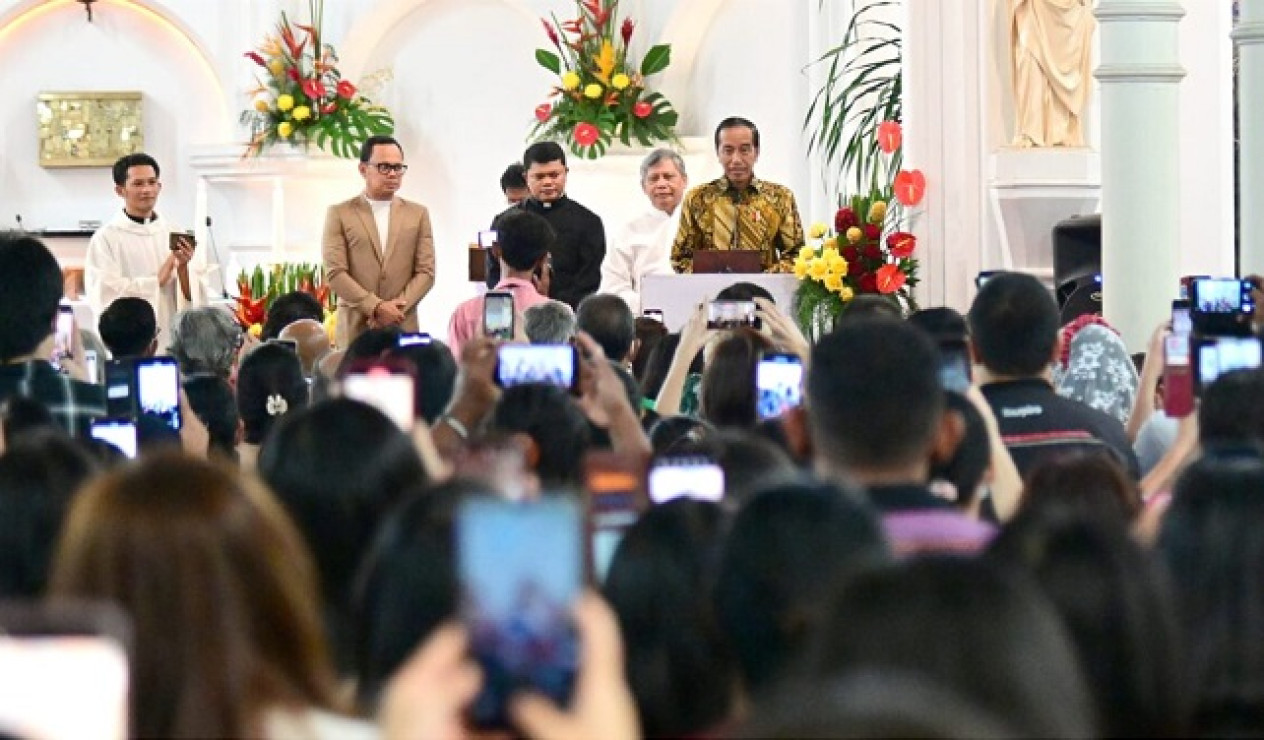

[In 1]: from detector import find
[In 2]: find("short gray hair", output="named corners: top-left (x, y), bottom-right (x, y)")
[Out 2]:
top-left (168, 305), bottom-right (241, 379)
top-left (639, 148), bottom-right (686, 184)
top-left (524, 300), bottom-right (576, 345)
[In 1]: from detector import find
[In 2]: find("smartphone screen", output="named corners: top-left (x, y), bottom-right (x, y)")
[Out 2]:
top-left (342, 366), bottom-right (416, 431)
top-left (478, 230), bottom-right (498, 249)
top-left (496, 344), bottom-right (577, 390)
top-left (641, 308), bottom-right (665, 324)
top-left (89, 419), bottom-right (138, 459)
top-left (459, 498), bottom-right (581, 729)
top-left (707, 300), bottom-right (757, 330)
top-left (51, 306), bottom-right (74, 368)
top-left (398, 333), bottom-right (432, 347)
top-left (83, 349), bottom-right (99, 385)
top-left (104, 360), bottom-right (134, 419)
top-left (134, 357), bottom-right (181, 431)
top-left (756, 352), bottom-right (803, 420)
top-left (584, 452), bottom-right (646, 583)
top-left (937, 340), bottom-right (973, 393)
top-left (648, 457), bottom-right (726, 504)
top-left (975, 270), bottom-right (1001, 290)
top-left (1171, 300), bottom-right (1192, 337)
top-left (483, 292), bottom-right (515, 341)
top-left (168, 231), bottom-right (194, 252)
top-left (1197, 336), bottom-right (1263, 392)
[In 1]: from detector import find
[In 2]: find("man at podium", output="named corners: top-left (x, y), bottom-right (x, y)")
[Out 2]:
top-left (670, 117), bottom-right (805, 274)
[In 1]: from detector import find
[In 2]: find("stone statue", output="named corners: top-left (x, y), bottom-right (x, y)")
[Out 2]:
top-left (1010, 0), bottom-right (1097, 147)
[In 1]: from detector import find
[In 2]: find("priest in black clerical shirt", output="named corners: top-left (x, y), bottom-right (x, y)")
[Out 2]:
top-left (486, 142), bottom-right (606, 309)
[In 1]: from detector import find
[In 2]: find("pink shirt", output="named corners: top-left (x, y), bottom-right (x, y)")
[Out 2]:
top-left (447, 278), bottom-right (549, 357)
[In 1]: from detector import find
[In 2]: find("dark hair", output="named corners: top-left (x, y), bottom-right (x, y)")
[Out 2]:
top-left (523, 141), bottom-right (567, 169)
top-left (359, 135), bottom-right (402, 163)
top-left (715, 281), bottom-right (774, 304)
top-left (111, 152), bottom-right (160, 186)
top-left (497, 209), bottom-right (554, 271)
top-left (490, 383), bottom-right (592, 489)
top-left (908, 306), bottom-right (968, 342)
top-left (929, 391), bottom-right (991, 509)
top-left (604, 499), bottom-right (737, 737)
top-left (715, 481), bottom-right (889, 694)
top-left (577, 294), bottom-right (636, 362)
top-left (182, 375), bottom-right (240, 463)
top-left (1199, 367), bottom-right (1264, 448)
top-left (989, 515), bottom-right (1186, 737)
top-left (701, 329), bottom-right (773, 429)
top-left (838, 294), bottom-right (902, 323)
top-left (257, 399), bottom-right (427, 670)
top-left (261, 291), bottom-right (325, 341)
top-left (808, 318), bottom-right (944, 470)
top-left (0, 431), bottom-right (97, 597)
top-left (649, 414), bottom-right (715, 455)
top-left (337, 326), bottom-right (402, 376)
top-left (1019, 453), bottom-right (1140, 523)
top-left (639, 333), bottom-right (703, 401)
top-left (631, 317), bottom-right (669, 383)
top-left (967, 272), bottom-right (1060, 376)
top-left (98, 297), bottom-right (157, 357)
top-left (237, 342), bottom-right (309, 445)
top-left (0, 233), bottom-right (63, 361)
top-left (385, 340), bottom-right (458, 425)
top-left (810, 557), bottom-right (1095, 738)
top-left (0, 395), bottom-right (57, 445)
top-left (500, 162), bottom-right (527, 192)
top-left (713, 117), bottom-right (760, 150)
top-left (664, 428), bottom-right (799, 513)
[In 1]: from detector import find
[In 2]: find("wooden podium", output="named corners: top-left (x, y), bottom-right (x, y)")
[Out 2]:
top-left (640, 273), bottom-right (800, 331)
top-left (468, 245), bottom-right (490, 283)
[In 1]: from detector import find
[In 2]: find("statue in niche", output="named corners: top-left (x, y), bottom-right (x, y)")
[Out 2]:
top-left (1010, 0), bottom-right (1097, 147)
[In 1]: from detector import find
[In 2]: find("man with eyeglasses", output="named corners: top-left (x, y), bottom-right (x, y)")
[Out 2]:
top-left (322, 135), bottom-right (436, 348)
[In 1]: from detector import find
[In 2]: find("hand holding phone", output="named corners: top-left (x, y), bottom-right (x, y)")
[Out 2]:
top-left (937, 340), bottom-right (973, 394)
top-left (483, 292), bottom-right (515, 341)
top-left (342, 359), bottom-right (416, 431)
top-left (134, 357), bottom-right (182, 431)
top-left (51, 305), bottom-right (75, 368)
top-left (756, 352), bottom-right (803, 420)
top-left (648, 456), bottom-right (725, 504)
top-left (495, 344), bottom-right (578, 390)
top-left (168, 231), bottom-right (195, 252)
top-left (707, 300), bottom-right (757, 330)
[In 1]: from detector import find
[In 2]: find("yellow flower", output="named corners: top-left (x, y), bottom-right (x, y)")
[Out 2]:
top-left (562, 71), bottom-right (581, 90)
top-left (292, 105), bottom-right (311, 121)
top-left (821, 247), bottom-right (841, 264)
top-left (794, 259), bottom-right (810, 279)
top-left (277, 121), bottom-right (294, 138)
top-left (584, 83), bottom-right (604, 99)
top-left (824, 273), bottom-right (844, 293)
top-left (845, 226), bottom-right (863, 244)
top-left (839, 286), bottom-right (855, 302)
top-left (277, 94), bottom-right (294, 112)
top-left (869, 200), bottom-right (888, 223)
top-left (809, 258), bottom-right (829, 280)
top-left (267, 58), bottom-right (285, 77)
top-left (254, 98), bottom-right (270, 113)
top-left (798, 245), bottom-right (816, 261)
top-left (808, 222), bottom-right (828, 239)
top-left (612, 73), bottom-right (630, 90)
top-left (324, 311), bottom-right (337, 346)
top-left (248, 323), bottom-right (263, 338)
top-left (823, 236), bottom-right (838, 251)
top-left (828, 255), bottom-right (849, 275)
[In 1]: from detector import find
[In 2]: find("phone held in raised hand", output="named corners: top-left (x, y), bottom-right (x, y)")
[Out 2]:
top-left (756, 351), bottom-right (803, 420)
top-left (134, 357), bottom-right (181, 432)
top-left (483, 291), bottom-right (515, 341)
top-left (341, 358), bottom-right (416, 431)
top-left (495, 343), bottom-right (578, 391)
top-left (647, 456), bottom-right (726, 504)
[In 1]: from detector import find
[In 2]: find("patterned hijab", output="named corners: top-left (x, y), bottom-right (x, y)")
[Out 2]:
top-left (1052, 318), bottom-right (1138, 425)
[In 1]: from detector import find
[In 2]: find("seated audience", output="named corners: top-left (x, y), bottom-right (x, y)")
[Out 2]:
top-left (168, 305), bottom-right (243, 381)
top-left (182, 374), bottom-right (241, 464)
top-left (386, 339), bottom-right (458, 425)
top-left (631, 316), bottom-right (668, 384)
top-left (700, 328), bottom-right (775, 429)
top-left (1052, 316), bottom-right (1138, 426)
top-left (576, 294), bottom-right (637, 369)
top-left (0, 395), bottom-right (57, 452)
top-left (648, 414), bottom-right (714, 455)
top-left (97, 296), bottom-right (158, 359)
top-left (523, 300), bottom-right (575, 345)
top-left (662, 427), bottom-right (799, 513)
top-left (237, 342), bottom-right (309, 468)
top-left (279, 318), bottom-right (333, 380)
top-left (261, 291), bottom-right (325, 341)
top-left (928, 391), bottom-right (992, 519)
top-left (489, 383), bottom-right (592, 490)
top-left (1019, 453), bottom-right (1141, 524)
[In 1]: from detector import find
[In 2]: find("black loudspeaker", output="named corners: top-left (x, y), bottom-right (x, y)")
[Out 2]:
top-left (1052, 214), bottom-right (1101, 308)
top-left (1059, 274), bottom-right (1102, 325)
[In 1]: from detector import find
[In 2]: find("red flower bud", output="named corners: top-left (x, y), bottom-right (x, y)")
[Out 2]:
top-left (541, 18), bottom-right (560, 45)
top-left (336, 80), bottom-right (356, 100)
top-left (842, 246), bottom-right (859, 263)
top-left (574, 122), bottom-right (600, 147)
top-left (864, 223), bottom-right (881, 242)
top-left (862, 244), bottom-right (882, 261)
top-left (320, 101), bottom-right (337, 114)
top-left (535, 103), bottom-right (552, 122)
top-left (621, 18), bottom-right (635, 44)
top-left (847, 259), bottom-right (864, 276)
top-left (634, 101), bottom-right (653, 119)
top-left (859, 273), bottom-right (879, 293)
top-left (835, 207), bottom-right (858, 233)
top-left (244, 51), bottom-right (266, 67)
top-left (287, 68), bottom-right (300, 82)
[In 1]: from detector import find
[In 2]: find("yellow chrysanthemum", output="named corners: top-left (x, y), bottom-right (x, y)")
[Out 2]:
top-left (845, 227), bottom-right (863, 244)
top-left (809, 258), bottom-right (829, 280)
top-left (276, 94), bottom-right (294, 112)
top-left (822, 237), bottom-right (839, 251)
top-left (798, 246), bottom-right (816, 261)
top-left (248, 323), bottom-right (263, 338)
top-left (808, 222), bottom-right (828, 239)
top-left (839, 286), bottom-right (855, 302)
top-left (869, 200), bottom-right (888, 224)
top-left (291, 105), bottom-right (311, 122)
top-left (584, 83), bottom-right (604, 99)
top-left (562, 71), bottom-right (581, 90)
top-left (821, 247), bottom-right (841, 264)
top-left (794, 259), bottom-right (810, 279)
top-left (828, 255), bottom-right (849, 275)
top-left (277, 121), bottom-right (294, 138)
top-left (254, 98), bottom-right (270, 113)
top-left (267, 58), bottom-right (285, 77)
top-left (612, 73), bottom-right (631, 90)
top-left (824, 273), bottom-right (844, 293)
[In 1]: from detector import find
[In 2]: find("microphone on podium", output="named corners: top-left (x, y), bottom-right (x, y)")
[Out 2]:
top-left (205, 216), bottom-right (229, 299)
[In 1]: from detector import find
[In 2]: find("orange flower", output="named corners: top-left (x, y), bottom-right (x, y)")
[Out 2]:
top-left (875, 264), bottom-right (907, 294)
top-left (894, 169), bottom-right (927, 206)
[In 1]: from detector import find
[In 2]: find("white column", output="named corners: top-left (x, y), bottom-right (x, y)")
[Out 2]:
top-left (1095, 0), bottom-right (1185, 349)
top-left (1237, 0), bottom-right (1264, 275)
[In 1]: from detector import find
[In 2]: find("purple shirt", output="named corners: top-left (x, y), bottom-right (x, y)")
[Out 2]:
top-left (865, 484), bottom-right (997, 557)
top-left (447, 278), bottom-right (549, 357)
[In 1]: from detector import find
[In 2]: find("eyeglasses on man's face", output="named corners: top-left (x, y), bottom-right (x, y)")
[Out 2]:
top-left (370, 162), bottom-right (408, 175)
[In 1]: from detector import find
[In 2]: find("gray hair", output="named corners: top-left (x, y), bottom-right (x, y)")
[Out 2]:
top-left (524, 300), bottom-right (576, 345)
top-left (168, 305), bottom-right (241, 379)
top-left (639, 148), bottom-right (687, 183)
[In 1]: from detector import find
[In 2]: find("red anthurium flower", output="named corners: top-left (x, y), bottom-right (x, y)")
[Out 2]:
top-left (302, 78), bottom-right (326, 100)
top-left (622, 18), bottom-right (635, 44)
top-left (244, 51), bottom-right (266, 67)
top-left (541, 18), bottom-right (560, 45)
top-left (864, 224), bottom-right (881, 242)
top-left (894, 169), bottom-right (927, 206)
top-left (835, 207), bottom-right (858, 233)
top-left (574, 122), bottom-right (600, 147)
top-left (535, 103), bottom-right (552, 122)
top-left (634, 101), bottom-right (653, 118)
top-left (336, 80), bottom-right (356, 100)
top-left (320, 101), bottom-right (337, 114)
top-left (877, 120), bottom-right (903, 154)
top-left (886, 231), bottom-right (917, 258)
top-left (875, 264), bottom-right (907, 294)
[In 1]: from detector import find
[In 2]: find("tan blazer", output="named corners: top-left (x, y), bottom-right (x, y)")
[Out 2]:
top-left (322, 195), bottom-right (436, 348)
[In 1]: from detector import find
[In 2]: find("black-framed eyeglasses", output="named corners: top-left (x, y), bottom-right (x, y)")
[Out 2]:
top-left (371, 163), bottom-right (408, 174)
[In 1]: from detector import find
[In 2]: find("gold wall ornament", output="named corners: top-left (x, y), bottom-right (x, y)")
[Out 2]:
top-left (38, 92), bottom-right (143, 168)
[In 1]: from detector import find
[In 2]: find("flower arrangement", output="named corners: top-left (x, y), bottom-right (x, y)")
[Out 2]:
top-left (529, 0), bottom-right (679, 159)
top-left (793, 121), bottom-right (927, 335)
top-left (240, 0), bottom-right (394, 158)
top-left (234, 263), bottom-right (337, 342)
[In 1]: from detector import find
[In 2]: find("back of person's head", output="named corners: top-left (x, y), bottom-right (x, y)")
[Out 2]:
top-left (168, 306), bottom-right (241, 379)
top-left (808, 318), bottom-right (944, 473)
top-left (715, 481), bottom-right (889, 695)
top-left (337, 326), bottom-right (401, 375)
top-left (967, 272), bottom-right (1060, 377)
top-left (0, 396), bottom-right (57, 447)
top-left (648, 415), bottom-right (714, 455)
top-left (701, 328), bottom-right (774, 429)
top-left (523, 300), bottom-right (575, 345)
top-left (237, 342), bottom-right (308, 445)
top-left (0, 233), bottom-right (62, 361)
top-left (604, 499), bottom-right (736, 737)
top-left (496, 209), bottom-right (554, 271)
top-left (908, 306), bottom-right (968, 342)
top-left (385, 340), bottom-right (457, 425)
top-left (49, 453), bottom-right (335, 738)
top-left (111, 152), bottom-right (159, 186)
top-left (577, 294), bottom-right (636, 363)
top-left (662, 428), bottom-right (799, 512)
top-left (928, 392), bottom-right (991, 510)
top-left (523, 140), bottom-right (567, 169)
top-left (810, 557), bottom-right (1095, 738)
top-left (989, 514), bottom-right (1185, 737)
top-left (639, 333), bottom-right (703, 401)
top-left (0, 431), bottom-right (97, 598)
top-left (98, 297), bottom-right (157, 358)
top-left (500, 162), bottom-right (527, 193)
top-left (490, 383), bottom-right (591, 489)
top-left (1199, 367), bottom-right (1264, 448)
top-left (1054, 321), bottom-right (1138, 425)
top-left (261, 291), bottom-right (324, 341)
top-left (182, 374), bottom-right (240, 463)
top-left (1019, 452), bottom-right (1140, 524)
top-left (839, 294), bottom-right (903, 323)
top-left (278, 319), bottom-right (332, 378)
top-left (632, 317), bottom-right (669, 383)
top-left (715, 281), bottom-right (774, 304)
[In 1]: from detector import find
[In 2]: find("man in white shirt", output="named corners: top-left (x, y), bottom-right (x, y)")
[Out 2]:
top-left (598, 149), bottom-right (688, 314)
top-left (85, 153), bottom-right (216, 348)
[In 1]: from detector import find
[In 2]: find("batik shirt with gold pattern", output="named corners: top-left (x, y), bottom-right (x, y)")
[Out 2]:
top-left (670, 176), bottom-right (805, 273)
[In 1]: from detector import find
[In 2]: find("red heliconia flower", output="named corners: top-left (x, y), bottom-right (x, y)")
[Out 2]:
top-left (336, 80), bottom-right (356, 100)
top-left (877, 120), bottom-right (903, 154)
top-left (634, 101), bottom-right (653, 118)
top-left (535, 103), bottom-right (552, 122)
top-left (562, 18), bottom-right (583, 34)
top-left (864, 223), bottom-right (881, 242)
top-left (541, 17), bottom-right (560, 46)
top-left (574, 122), bottom-right (600, 147)
top-left (875, 264), bottom-right (907, 294)
top-left (622, 17), bottom-right (635, 45)
top-left (887, 231), bottom-right (917, 258)
top-left (582, 0), bottom-right (609, 27)
top-left (835, 207), bottom-right (858, 233)
top-left (894, 169), bottom-right (927, 206)
top-left (302, 78), bottom-right (326, 100)
top-left (244, 51), bottom-right (266, 67)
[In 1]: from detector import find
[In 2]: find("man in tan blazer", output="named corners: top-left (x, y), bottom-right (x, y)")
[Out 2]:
top-left (322, 135), bottom-right (436, 348)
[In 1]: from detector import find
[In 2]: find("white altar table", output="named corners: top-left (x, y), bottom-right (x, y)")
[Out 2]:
top-left (641, 274), bottom-right (801, 332)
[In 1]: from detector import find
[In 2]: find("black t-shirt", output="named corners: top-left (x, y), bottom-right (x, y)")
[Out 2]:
top-left (486, 196), bottom-right (606, 309)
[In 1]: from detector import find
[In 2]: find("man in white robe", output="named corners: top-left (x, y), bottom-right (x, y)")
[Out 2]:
top-left (86, 153), bottom-right (216, 349)
top-left (598, 149), bottom-right (688, 314)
